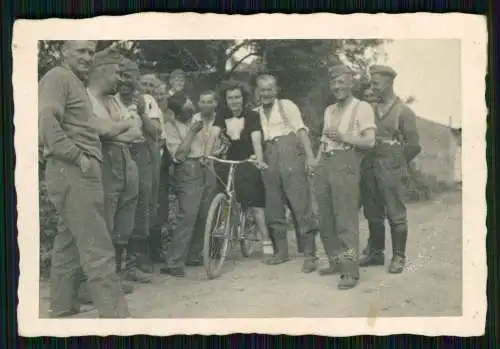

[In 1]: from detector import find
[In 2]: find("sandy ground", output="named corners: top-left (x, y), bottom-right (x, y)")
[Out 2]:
top-left (39, 191), bottom-right (462, 318)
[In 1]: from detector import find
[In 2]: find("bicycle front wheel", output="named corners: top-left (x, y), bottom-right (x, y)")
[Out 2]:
top-left (203, 193), bottom-right (231, 279)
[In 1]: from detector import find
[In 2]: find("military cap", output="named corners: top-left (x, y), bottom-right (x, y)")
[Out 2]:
top-left (328, 63), bottom-right (354, 79)
top-left (120, 58), bottom-right (140, 73)
top-left (141, 73), bottom-right (157, 81)
top-left (170, 69), bottom-right (185, 79)
top-left (90, 48), bottom-right (123, 69)
top-left (369, 65), bottom-right (397, 79)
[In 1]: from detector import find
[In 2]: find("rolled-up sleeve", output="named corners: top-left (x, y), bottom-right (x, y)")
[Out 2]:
top-left (355, 101), bottom-right (377, 133)
top-left (38, 69), bottom-right (84, 165)
top-left (281, 99), bottom-right (309, 133)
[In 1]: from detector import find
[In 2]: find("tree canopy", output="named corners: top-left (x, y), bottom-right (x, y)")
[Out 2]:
top-left (38, 39), bottom-right (386, 83)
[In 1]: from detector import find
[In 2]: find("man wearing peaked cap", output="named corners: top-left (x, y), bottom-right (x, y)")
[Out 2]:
top-left (314, 63), bottom-right (377, 289)
top-left (120, 57), bottom-right (140, 73)
top-left (87, 47), bottom-right (143, 295)
top-left (112, 57), bottom-right (164, 282)
top-left (91, 47), bottom-right (124, 68)
top-left (358, 64), bottom-right (421, 274)
top-left (328, 63), bottom-right (354, 79)
top-left (369, 65), bottom-right (397, 79)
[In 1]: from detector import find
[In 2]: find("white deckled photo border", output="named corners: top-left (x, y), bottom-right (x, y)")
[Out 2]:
top-left (13, 12), bottom-right (487, 336)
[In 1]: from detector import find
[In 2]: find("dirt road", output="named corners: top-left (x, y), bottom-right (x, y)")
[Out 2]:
top-left (39, 191), bottom-right (462, 318)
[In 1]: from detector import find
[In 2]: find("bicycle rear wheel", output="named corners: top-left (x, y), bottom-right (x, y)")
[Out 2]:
top-left (203, 193), bottom-right (231, 279)
top-left (239, 209), bottom-right (260, 257)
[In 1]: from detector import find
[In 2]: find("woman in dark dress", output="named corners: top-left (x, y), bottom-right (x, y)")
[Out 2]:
top-left (214, 80), bottom-right (273, 256)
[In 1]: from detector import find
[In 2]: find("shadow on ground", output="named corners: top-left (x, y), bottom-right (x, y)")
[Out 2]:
top-left (39, 192), bottom-right (462, 318)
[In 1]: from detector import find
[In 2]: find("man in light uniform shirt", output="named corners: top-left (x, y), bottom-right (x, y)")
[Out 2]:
top-left (315, 64), bottom-right (376, 289)
top-left (113, 59), bottom-right (164, 282)
top-left (86, 48), bottom-right (141, 294)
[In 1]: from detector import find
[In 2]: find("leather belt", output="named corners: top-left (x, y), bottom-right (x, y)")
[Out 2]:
top-left (377, 139), bottom-right (400, 146)
top-left (321, 146), bottom-right (354, 157)
top-left (102, 141), bottom-right (132, 148)
top-left (264, 132), bottom-right (294, 144)
top-left (319, 140), bottom-right (354, 153)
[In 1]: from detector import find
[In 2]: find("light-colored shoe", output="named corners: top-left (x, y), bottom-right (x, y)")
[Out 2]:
top-left (262, 240), bottom-right (274, 257)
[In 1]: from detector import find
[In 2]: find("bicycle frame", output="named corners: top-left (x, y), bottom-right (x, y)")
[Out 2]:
top-left (206, 156), bottom-right (253, 238)
top-left (203, 156), bottom-right (259, 278)
top-left (206, 155), bottom-right (252, 200)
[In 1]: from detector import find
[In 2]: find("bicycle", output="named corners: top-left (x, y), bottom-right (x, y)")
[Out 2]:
top-left (202, 155), bottom-right (261, 279)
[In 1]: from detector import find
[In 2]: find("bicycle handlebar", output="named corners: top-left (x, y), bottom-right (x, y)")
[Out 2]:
top-left (205, 156), bottom-right (254, 165)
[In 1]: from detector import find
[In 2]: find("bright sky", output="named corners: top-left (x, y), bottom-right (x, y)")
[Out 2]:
top-left (379, 39), bottom-right (462, 127)
top-left (230, 39), bottom-right (462, 127)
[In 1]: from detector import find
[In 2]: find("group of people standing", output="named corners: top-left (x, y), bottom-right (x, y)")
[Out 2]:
top-left (39, 40), bottom-right (420, 318)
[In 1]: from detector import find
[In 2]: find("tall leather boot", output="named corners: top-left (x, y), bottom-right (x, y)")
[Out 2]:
top-left (136, 238), bottom-right (154, 274)
top-left (115, 245), bottom-right (134, 294)
top-left (268, 229), bottom-right (278, 255)
top-left (388, 222), bottom-right (408, 274)
top-left (149, 228), bottom-right (164, 263)
top-left (263, 230), bottom-right (290, 265)
top-left (361, 237), bottom-right (371, 256)
top-left (115, 245), bottom-right (123, 274)
top-left (125, 239), bottom-right (152, 283)
top-left (301, 230), bottom-right (317, 273)
top-left (359, 221), bottom-right (386, 267)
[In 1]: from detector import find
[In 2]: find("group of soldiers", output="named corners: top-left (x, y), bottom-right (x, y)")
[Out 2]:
top-left (39, 40), bottom-right (420, 318)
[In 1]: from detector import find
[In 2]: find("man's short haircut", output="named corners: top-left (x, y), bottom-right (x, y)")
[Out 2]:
top-left (255, 74), bottom-right (277, 86)
top-left (199, 89), bottom-right (217, 101)
top-left (62, 40), bottom-right (97, 50)
top-left (141, 73), bottom-right (157, 80)
top-left (170, 69), bottom-right (186, 79)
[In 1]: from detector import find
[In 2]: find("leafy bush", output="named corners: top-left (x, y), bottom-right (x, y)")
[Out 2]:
top-left (404, 164), bottom-right (456, 202)
top-left (39, 176), bottom-right (58, 279)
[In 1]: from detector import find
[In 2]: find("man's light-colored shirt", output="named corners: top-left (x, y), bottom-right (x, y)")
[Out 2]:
top-left (254, 99), bottom-right (308, 141)
top-left (143, 94), bottom-right (163, 121)
top-left (108, 93), bottom-right (163, 143)
top-left (111, 93), bottom-right (162, 124)
top-left (319, 97), bottom-right (376, 153)
top-left (164, 113), bottom-right (219, 162)
top-left (87, 89), bottom-right (107, 119)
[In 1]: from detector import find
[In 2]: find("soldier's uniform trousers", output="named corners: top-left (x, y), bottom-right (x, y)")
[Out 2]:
top-left (315, 148), bottom-right (362, 278)
top-left (360, 142), bottom-right (409, 258)
top-left (45, 156), bottom-right (129, 318)
top-left (101, 142), bottom-right (139, 247)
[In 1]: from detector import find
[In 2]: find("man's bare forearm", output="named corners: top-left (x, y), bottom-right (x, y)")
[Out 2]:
top-left (174, 132), bottom-right (196, 162)
top-left (95, 119), bottom-right (133, 138)
top-left (140, 115), bottom-right (163, 140)
top-left (297, 129), bottom-right (315, 159)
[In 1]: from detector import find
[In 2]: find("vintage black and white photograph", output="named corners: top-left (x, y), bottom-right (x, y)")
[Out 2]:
top-left (14, 13), bottom-right (486, 336)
